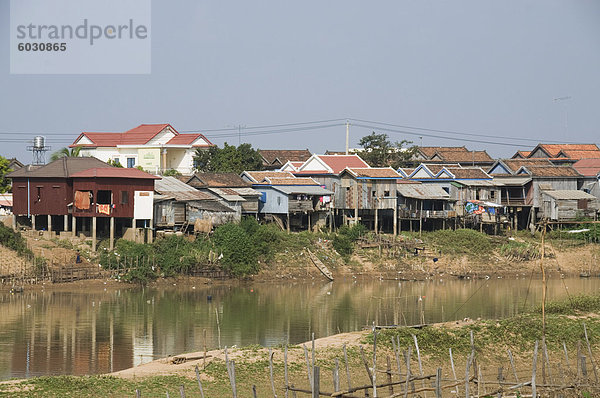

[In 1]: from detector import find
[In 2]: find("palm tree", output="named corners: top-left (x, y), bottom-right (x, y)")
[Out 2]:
top-left (50, 146), bottom-right (82, 162)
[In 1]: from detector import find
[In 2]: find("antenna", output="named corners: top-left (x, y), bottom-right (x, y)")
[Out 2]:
top-left (26, 136), bottom-right (51, 165)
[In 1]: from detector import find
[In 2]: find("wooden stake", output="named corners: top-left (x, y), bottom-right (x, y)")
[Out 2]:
top-left (334, 358), bottom-right (341, 393)
top-left (435, 368), bottom-right (442, 398)
top-left (360, 346), bottom-right (374, 384)
top-left (386, 356), bottom-right (394, 395)
top-left (195, 365), bottom-right (205, 398)
top-left (344, 343), bottom-right (352, 390)
top-left (313, 366), bottom-right (320, 398)
top-left (400, 347), bottom-right (409, 398)
top-left (304, 345), bottom-right (313, 391)
top-left (449, 348), bottom-right (459, 396)
top-left (269, 348), bottom-right (277, 398)
top-left (532, 341), bottom-right (539, 398)
top-left (583, 322), bottom-right (599, 382)
top-left (508, 349), bottom-right (519, 383)
top-left (285, 345), bottom-right (289, 398)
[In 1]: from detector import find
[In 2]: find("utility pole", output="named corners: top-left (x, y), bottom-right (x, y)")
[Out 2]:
top-left (345, 120), bottom-right (350, 155)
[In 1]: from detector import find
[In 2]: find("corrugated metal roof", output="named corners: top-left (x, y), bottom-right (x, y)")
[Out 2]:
top-left (208, 187), bottom-right (246, 202)
top-left (454, 180), bottom-right (498, 187)
top-left (397, 184), bottom-right (452, 200)
top-left (542, 190), bottom-right (597, 200)
top-left (187, 201), bottom-right (236, 212)
top-left (230, 187), bottom-right (260, 196)
top-left (155, 176), bottom-right (197, 192)
top-left (491, 177), bottom-right (532, 185)
top-left (156, 191), bottom-right (213, 201)
top-left (272, 185), bottom-right (333, 195)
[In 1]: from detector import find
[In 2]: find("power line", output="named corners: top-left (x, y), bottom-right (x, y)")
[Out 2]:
top-left (349, 118), bottom-right (584, 145)
top-left (351, 123), bottom-right (538, 148)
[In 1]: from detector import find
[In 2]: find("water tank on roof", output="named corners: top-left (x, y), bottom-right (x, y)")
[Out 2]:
top-left (33, 136), bottom-right (45, 149)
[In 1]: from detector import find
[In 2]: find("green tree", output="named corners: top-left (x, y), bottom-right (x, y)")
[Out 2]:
top-left (0, 156), bottom-right (12, 193)
top-left (50, 146), bottom-right (82, 162)
top-left (194, 143), bottom-right (263, 174)
top-left (358, 132), bottom-right (418, 168)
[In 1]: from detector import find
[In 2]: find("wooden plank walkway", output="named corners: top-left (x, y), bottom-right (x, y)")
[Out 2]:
top-left (306, 248), bottom-right (334, 281)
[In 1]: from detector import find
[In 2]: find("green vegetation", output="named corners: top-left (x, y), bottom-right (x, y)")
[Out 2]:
top-left (193, 142), bottom-right (264, 174)
top-left (370, 293), bottom-right (600, 357)
top-left (162, 168), bottom-right (182, 176)
top-left (0, 155), bottom-right (12, 193)
top-left (0, 223), bottom-right (32, 257)
top-left (425, 228), bottom-right (493, 257)
top-left (499, 240), bottom-right (539, 260)
top-left (357, 132), bottom-right (418, 168)
top-left (332, 223), bottom-right (366, 260)
top-left (49, 146), bottom-right (81, 162)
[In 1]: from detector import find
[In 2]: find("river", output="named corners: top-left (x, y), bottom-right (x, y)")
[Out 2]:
top-left (0, 276), bottom-right (598, 380)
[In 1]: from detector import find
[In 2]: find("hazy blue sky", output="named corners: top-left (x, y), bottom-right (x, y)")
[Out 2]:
top-left (1, 1), bottom-right (600, 163)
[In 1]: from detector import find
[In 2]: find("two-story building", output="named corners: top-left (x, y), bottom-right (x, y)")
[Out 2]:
top-left (70, 124), bottom-right (213, 174)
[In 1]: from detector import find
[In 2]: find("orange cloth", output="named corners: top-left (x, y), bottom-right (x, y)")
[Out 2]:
top-left (74, 191), bottom-right (90, 210)
top-left (97, 204), bottom-right (110, 215)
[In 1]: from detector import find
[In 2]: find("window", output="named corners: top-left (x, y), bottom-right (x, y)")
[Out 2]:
top-left (113, 157), bottom-right (121, 166)
top-left (121, 191), bottom-right (129, 204)
top-left (36, 187), bottom-right (42, 202)
top-left (490, 190), bottom-right (496, 200)
top-left (277, 196), bottom-right (281, 205)
top-left (127, 157), bottom-right (135, 168)
top-left (372, 191), bottom-right (376, 197)
top-left (97, 190), bottom-right (112, 205)
top-left (384, 190), bottom-right (390, 197)
top-left (442, 187), bottom-right (450, 194)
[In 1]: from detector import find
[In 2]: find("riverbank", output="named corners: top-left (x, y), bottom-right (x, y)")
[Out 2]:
top-left (2, 292), bottom-right (600, 397)
top-left (1, 219), bottom-right (599, 290)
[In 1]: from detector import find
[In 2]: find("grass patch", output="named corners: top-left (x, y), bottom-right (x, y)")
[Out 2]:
top-left (424, 229), bottom-right (492, 257)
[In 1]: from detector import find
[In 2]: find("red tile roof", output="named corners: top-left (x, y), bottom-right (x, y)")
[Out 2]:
top-left (419, 146), bottom-right (467, 158)
top-left (518, 165), bottom-right (581, 178)
top-left (259, 149), bottom-right (312, 165)
top-left (446, 167), bottom-right (491, 179)
top-left (69, 167), bottom-right (161, 179)
top-left (558, 150), bottom-right (600, 160)
top-left (433, 150), bottom-right (494, 163)
top-left (311, 155), bottom-right (370, 174)
top-left (71, 124), bottom-right (213, 148)
top-left (166, 133), bottom-right (212, 146)
top-left (531, 144), bottom-right (600, 158)
top-left (244, 171), bottom-right (295, 182)
top-left (265, 177), bottom-right (319, 185)
top-left (573, 158), bottom-right (600, 177)
top-left (345, 167), bottom-right (402, 178)
top-left (511, 151), bottom-right (531, 159)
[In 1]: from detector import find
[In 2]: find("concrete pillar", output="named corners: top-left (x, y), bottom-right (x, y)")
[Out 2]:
top-left (308, 212), bottom-right (311, 232)
top-left (92, 217), bottom-right (97, 252)
top-left (419, 200), bottom-right (423, 237)
top-left (64, 215), bottom-right (69, 232)
top-left (32, 214), bottom-right (36, 231)
top-left (374, 208), bottom-right (379, 234)
top-left (12, 214), bottom-right (17, 231)
top-left (109, 217), bottom-right (114, 251)
top-left (286, 213), bottom-right (290, 233)
top-left (72, 216), bottom-right (77, 238)
top-left (147, 227), bottom-right (153, 244)
top-left (393, 204), bottom-right (398, 236)
top-left (47, 215), bottom-right (52, 233)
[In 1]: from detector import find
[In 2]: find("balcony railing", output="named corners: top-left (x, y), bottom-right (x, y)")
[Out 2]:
top-left (288, 200), bottom-right (315, 213)
top-left (398, 209), bottom-right (456, 219)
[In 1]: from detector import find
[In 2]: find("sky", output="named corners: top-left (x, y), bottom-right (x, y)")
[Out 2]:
top-left (1, 1), bottom-right (600, 163)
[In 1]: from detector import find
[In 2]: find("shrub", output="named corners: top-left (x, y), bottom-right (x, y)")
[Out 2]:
top-left (213, 223), bottom-right (259, 277)
top-left (426, 229), bottom-right (492, 256)
top-left (0, 223), bottom-right (33, 257)
top-left (332, 223), bottom-right (367, 261)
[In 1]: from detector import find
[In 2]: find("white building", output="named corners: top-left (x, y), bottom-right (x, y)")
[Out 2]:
top-left (70, 124), bottom-right (213, 174)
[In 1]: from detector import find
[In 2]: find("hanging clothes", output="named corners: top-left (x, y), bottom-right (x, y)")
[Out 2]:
top-left (74, 191), bottom-right (90, 210)
top-left (97, 204), bottom-right (111, 215)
